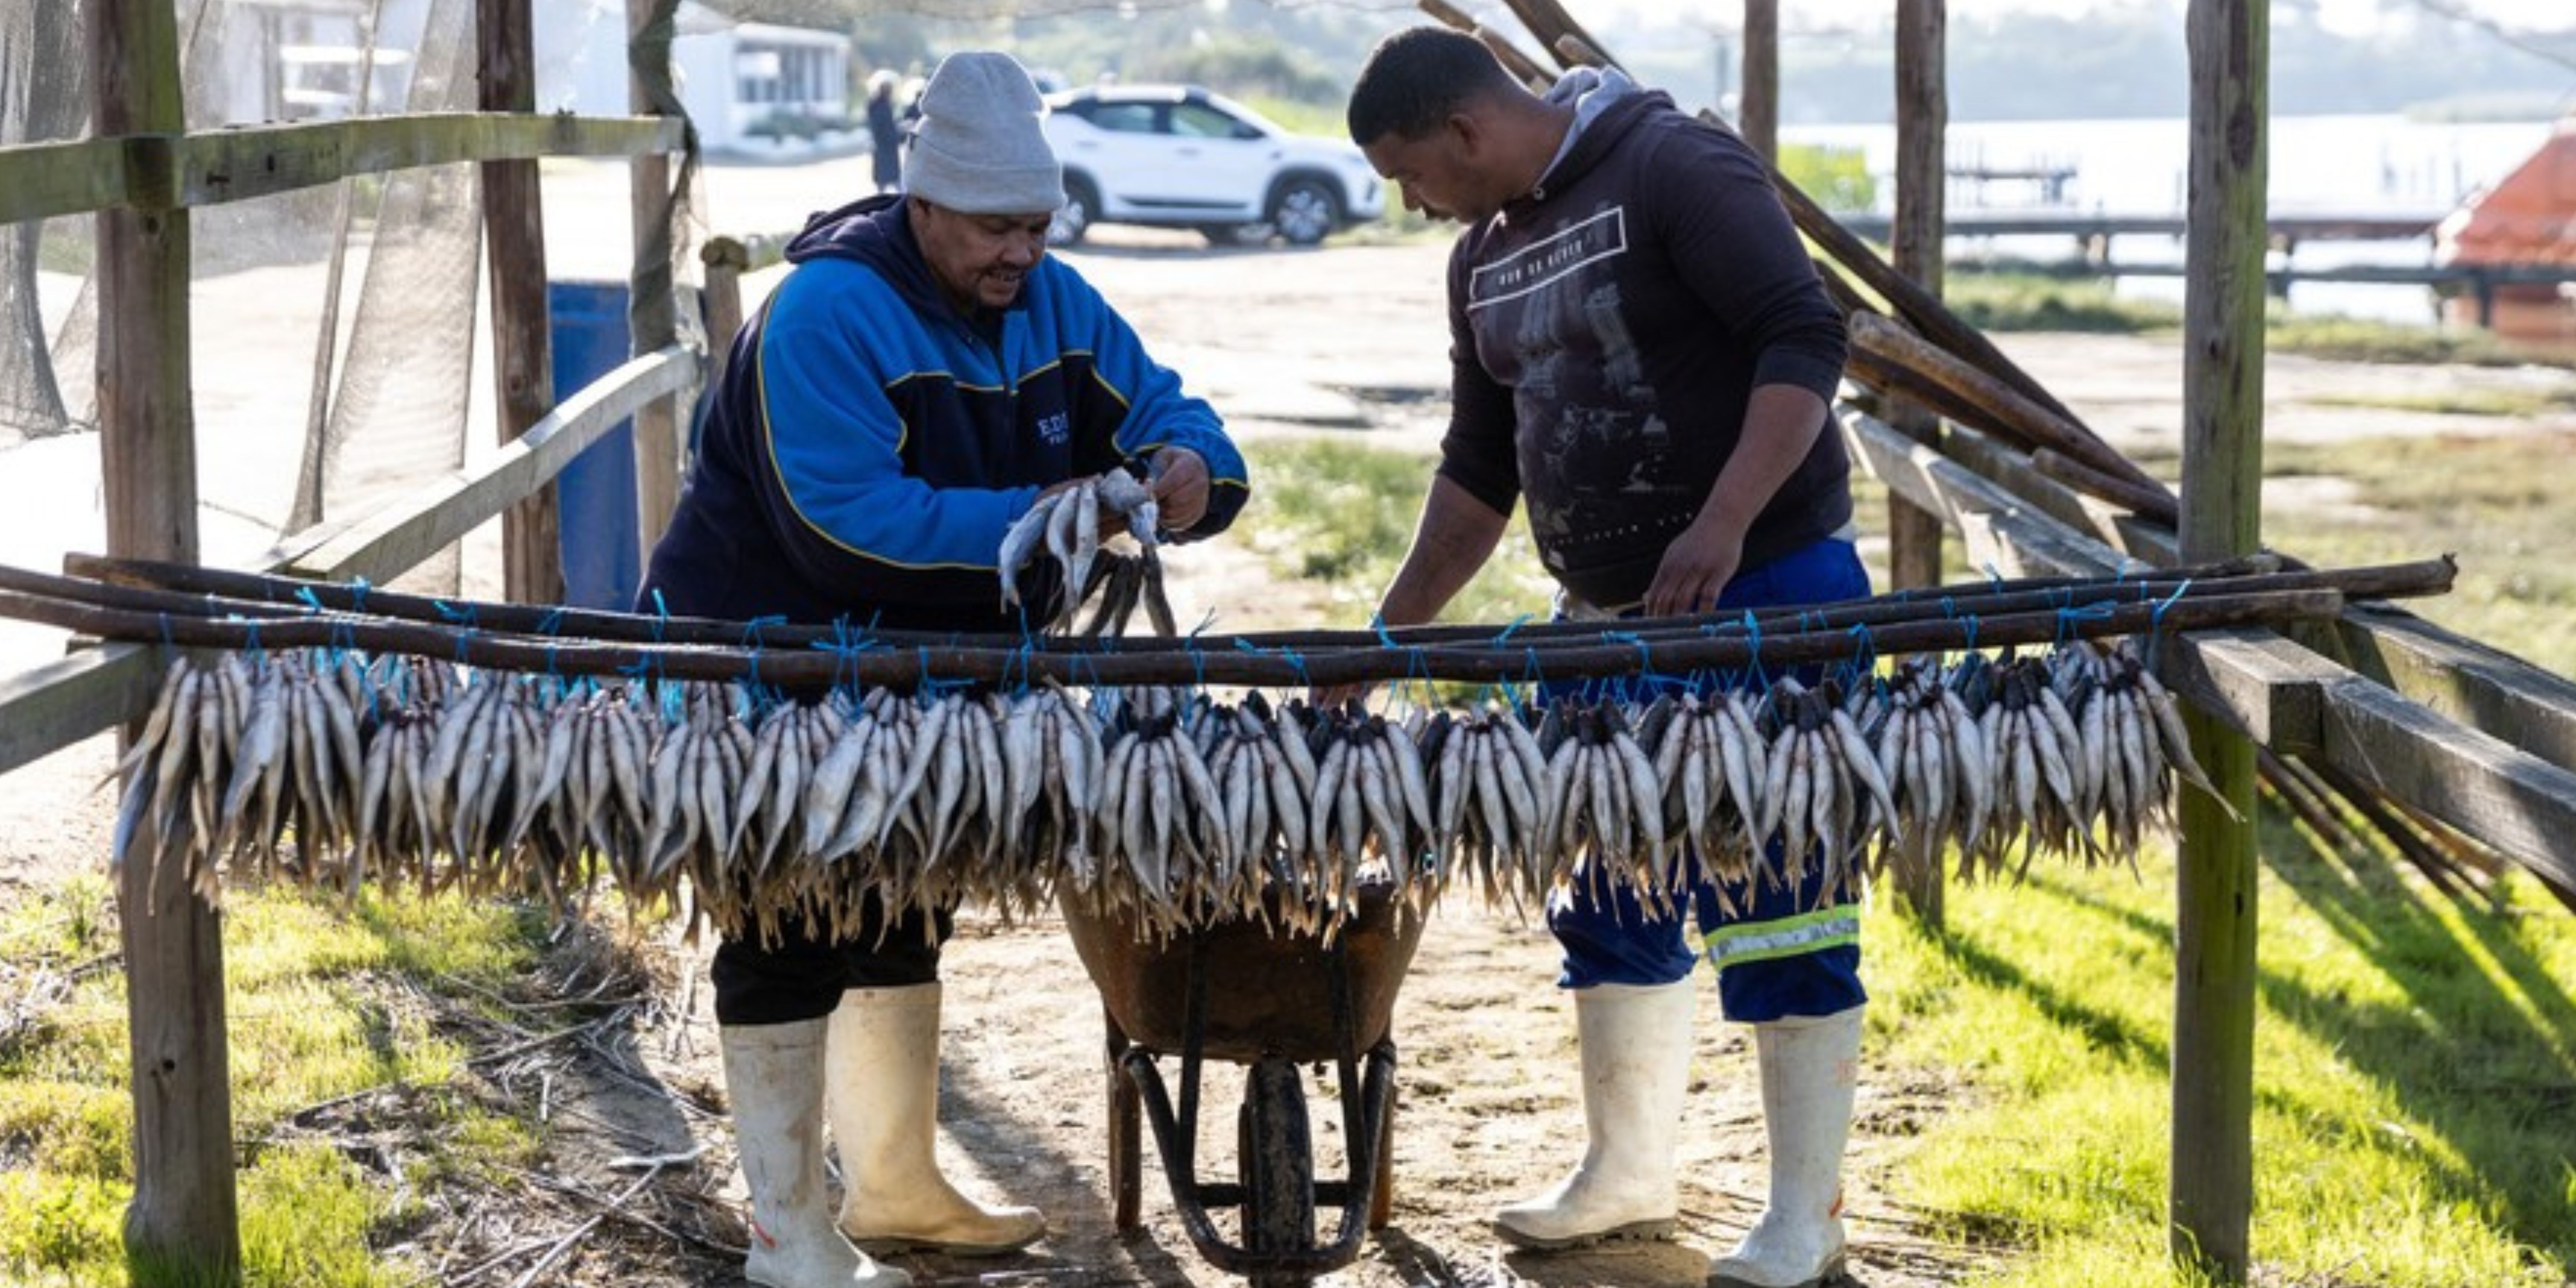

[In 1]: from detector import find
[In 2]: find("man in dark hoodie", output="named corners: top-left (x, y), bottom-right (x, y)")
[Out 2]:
top-left (640, 50), bottom-right (1246, 1288)
top-left (1345, 28), bottom-right (1862, 1288)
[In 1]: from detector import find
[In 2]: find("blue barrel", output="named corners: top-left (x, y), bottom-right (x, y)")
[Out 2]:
top-left (547, 281), bottom-right (642, 610)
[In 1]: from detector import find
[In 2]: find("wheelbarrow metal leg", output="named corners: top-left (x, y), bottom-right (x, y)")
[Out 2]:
top-left (1104, 1007), bottom-right (1141, 1232)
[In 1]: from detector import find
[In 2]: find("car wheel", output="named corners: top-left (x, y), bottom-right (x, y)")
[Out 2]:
top-left (1050, 176), bottom-right (1098, 248)
top-left (1268, 178), bottom-right (1340, 247)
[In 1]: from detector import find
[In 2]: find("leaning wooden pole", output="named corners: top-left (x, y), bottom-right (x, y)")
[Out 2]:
top-left (1739, 0), bottom-right (1779, 160)
top-left (480, 0), bottom-right (564, 605)
top-left (1889, 0), bottom-right (1947, 922)
top-left (94, 0), bottom-right (239, 1281)
top-left (2172, 0), bottom-right (2268, 1279)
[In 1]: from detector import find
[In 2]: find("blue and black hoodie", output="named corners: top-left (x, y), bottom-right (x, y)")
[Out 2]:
top-left (639, 196), bottom-right (1248, 634)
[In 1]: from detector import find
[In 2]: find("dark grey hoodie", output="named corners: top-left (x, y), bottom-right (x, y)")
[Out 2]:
top-left (1434, 70), bottom-right (1852, 610)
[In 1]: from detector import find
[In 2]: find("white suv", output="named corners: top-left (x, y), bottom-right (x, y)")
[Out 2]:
top-left (1041, 84), bottom-right (1385, 248)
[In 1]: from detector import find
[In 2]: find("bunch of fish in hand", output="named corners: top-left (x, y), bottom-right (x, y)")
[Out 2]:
top-left (997, 462), bottom-right (1174, 636)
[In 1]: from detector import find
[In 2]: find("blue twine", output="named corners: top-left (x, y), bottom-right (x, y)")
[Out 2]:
top-left (649, 589), bottom-right (670, 644)
top-left (346, 577), bottom-right (370, 613)
top-left (2146, 578), bottom-right (2191, 669)
top-left (2054, 599), bottom-right (2119, 648)
top-left (1846, 622), bottom-right (1878, 676)
top-left (1487, 613), bottom-right (1534, 646)
top-left (1740, 609), bottom-right (1768, 687)
top-left (295, 586), bottom-right (325, 615)
top-left (535, 605), bottom-right (567, 637)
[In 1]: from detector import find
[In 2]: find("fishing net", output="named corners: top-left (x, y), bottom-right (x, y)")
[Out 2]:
top-left (0, 0), bottom-right (702, 597)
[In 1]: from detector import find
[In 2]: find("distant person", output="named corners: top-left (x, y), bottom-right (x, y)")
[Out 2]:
top-left (1346, 27), bottom-right (1866, 1288)
top-left (866, 69), bottom-right (903, 195)
top-left (640, 50), bottom-right (1246, 1288)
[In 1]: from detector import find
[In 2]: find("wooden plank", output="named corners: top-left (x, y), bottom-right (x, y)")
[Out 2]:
top-left (480, 0), bottom-right (564, 606)
top-left (0, 137), bottom-right (137, 225)
top-left (2172, 0), bottom-right (2268, 1276)
top-left (0, 644), bottom-right (164, 780)
top-left (171, 113), bottom-right (684, 209)
top-left (92, 0), bottom-right (237, 1280)
top-left (2313, 604), bottom-right (2576, 777)
top-left (2156, 628), bottom-right (2325, 755)
top-left (2317, 669), bottom-right (2576, 894)
top-left (287, 347), bottom-right (698, 585)
top-left (1941, 424), bottom-right (2181, 564)
top-left (1840, 407), bottom-right (2147, 579)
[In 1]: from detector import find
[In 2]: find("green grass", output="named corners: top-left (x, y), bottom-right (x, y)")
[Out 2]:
top-left (1865, 829), bottom-right (2576, 1288)
top-left (0, 879), bottom-right (563, 1287)
top-left (1944, 272), bottom-right (2184, 335)
top-left (2263, 432), bottom-right (2576, 677)
top-left (2307, 388), bottom-right (2576, 419)
top-left (1240, 437), bottom-right (1556, 626)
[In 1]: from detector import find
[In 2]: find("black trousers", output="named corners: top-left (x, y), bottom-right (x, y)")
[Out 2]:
top-left (712, 892), bottom-right (954, 1026)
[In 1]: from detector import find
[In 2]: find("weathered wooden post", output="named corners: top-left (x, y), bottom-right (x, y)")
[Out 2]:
top-left (2174, 0), bottom-right (2267, 1279)
top-left (627, 0), bottom-right (684, 564)
top-left (1889, 0), bottom-right (1947, 924)
top-left (481, 0), bottom-right (564, 606)
top-left (1740, 0), bottom-right (1778, 160)
top-left (94, 0), bottom-right (239, 1280)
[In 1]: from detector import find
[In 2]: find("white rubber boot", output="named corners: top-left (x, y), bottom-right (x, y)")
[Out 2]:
top-left (828, 984), bottom-right (1045, 1255)
top-left (1494, 978), bottom-right (1697, 1250)
top-left (720, 1020), bottom-right (911, 1288)
top-left (1706, 1004), bottom-right (1863, 1288)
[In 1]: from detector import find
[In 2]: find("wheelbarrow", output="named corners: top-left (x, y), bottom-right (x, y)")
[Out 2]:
top-left (1058, 881), bottom-right (1429, 1285)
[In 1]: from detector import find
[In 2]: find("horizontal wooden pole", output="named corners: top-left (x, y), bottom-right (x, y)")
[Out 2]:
top-left (0, 582), bottom-right (2349, 689)
top-left (176, 113), bottom-right (685, 208)
top-left (0, 113), bottom-right (683, 225)
top-left (66, 549), bottom-right (2450, 659)
top-left (0, 136), bottom-right (140, 224)
top-left (286, 345), bottom-right (697, 585)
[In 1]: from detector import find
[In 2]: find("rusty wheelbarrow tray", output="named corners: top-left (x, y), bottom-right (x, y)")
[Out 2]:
top-left (1058, 881), bottom-right (1429, 1285)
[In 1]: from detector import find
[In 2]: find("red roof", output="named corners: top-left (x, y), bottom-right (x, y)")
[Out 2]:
top-left (2438, 117), bottom-right (2576, 267)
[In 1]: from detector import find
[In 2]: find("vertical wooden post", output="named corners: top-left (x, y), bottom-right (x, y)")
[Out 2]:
top-left (94, 0), bottom-right (237, 1282)
top-left (480, 0), bottom-right (564, 606)
top-left (2174, 0), bottom-right (2266, 1281)
top-left (1888, 0), bottom-right (1947, 925)
top-left (700, 240), bottom-right (748, 395)
top-left (628, 0), bottom-right (683, 565)
top-left (1739, 0), bottom-right (1778, 161)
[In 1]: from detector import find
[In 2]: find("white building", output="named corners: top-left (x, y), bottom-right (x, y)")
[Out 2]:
top-left (188, 0), bottom-right (853, 154)
top-left (537, 1), bottom-right (855, 154)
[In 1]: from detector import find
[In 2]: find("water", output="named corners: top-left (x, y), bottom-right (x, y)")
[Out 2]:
top-left (1780, 113), bottom-right (2563, 324)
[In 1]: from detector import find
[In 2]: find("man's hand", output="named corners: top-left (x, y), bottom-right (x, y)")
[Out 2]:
top-left (1642, 512), bottom-right (1747, 618)
top-left (1147, 448), bottom-right (1210, 533)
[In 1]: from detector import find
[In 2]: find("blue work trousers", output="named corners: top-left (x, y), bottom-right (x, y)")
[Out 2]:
top-left (1539, 536), bottom-right (1871, 1023)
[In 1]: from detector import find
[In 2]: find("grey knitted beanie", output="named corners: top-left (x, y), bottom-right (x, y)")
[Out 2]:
top-left (903, 52), bottom-right (1064, 214)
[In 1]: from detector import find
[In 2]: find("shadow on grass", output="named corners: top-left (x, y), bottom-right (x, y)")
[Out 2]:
top-left (1920, 799), bottom-right (2576, 1264)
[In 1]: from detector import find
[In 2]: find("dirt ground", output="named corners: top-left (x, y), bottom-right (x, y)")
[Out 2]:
top-left (6, 154), bottom-right (2572, 1288)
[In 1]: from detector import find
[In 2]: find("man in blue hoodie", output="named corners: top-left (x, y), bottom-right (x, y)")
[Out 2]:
top-left (641, 51), bottom-right (1246, 1288)
top-left (1347, 28), bottom-right (1862, 1288)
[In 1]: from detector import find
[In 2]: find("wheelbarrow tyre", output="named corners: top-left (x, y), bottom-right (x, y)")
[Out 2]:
top-left (1237, 1056), bottom-right (1317, 1267)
